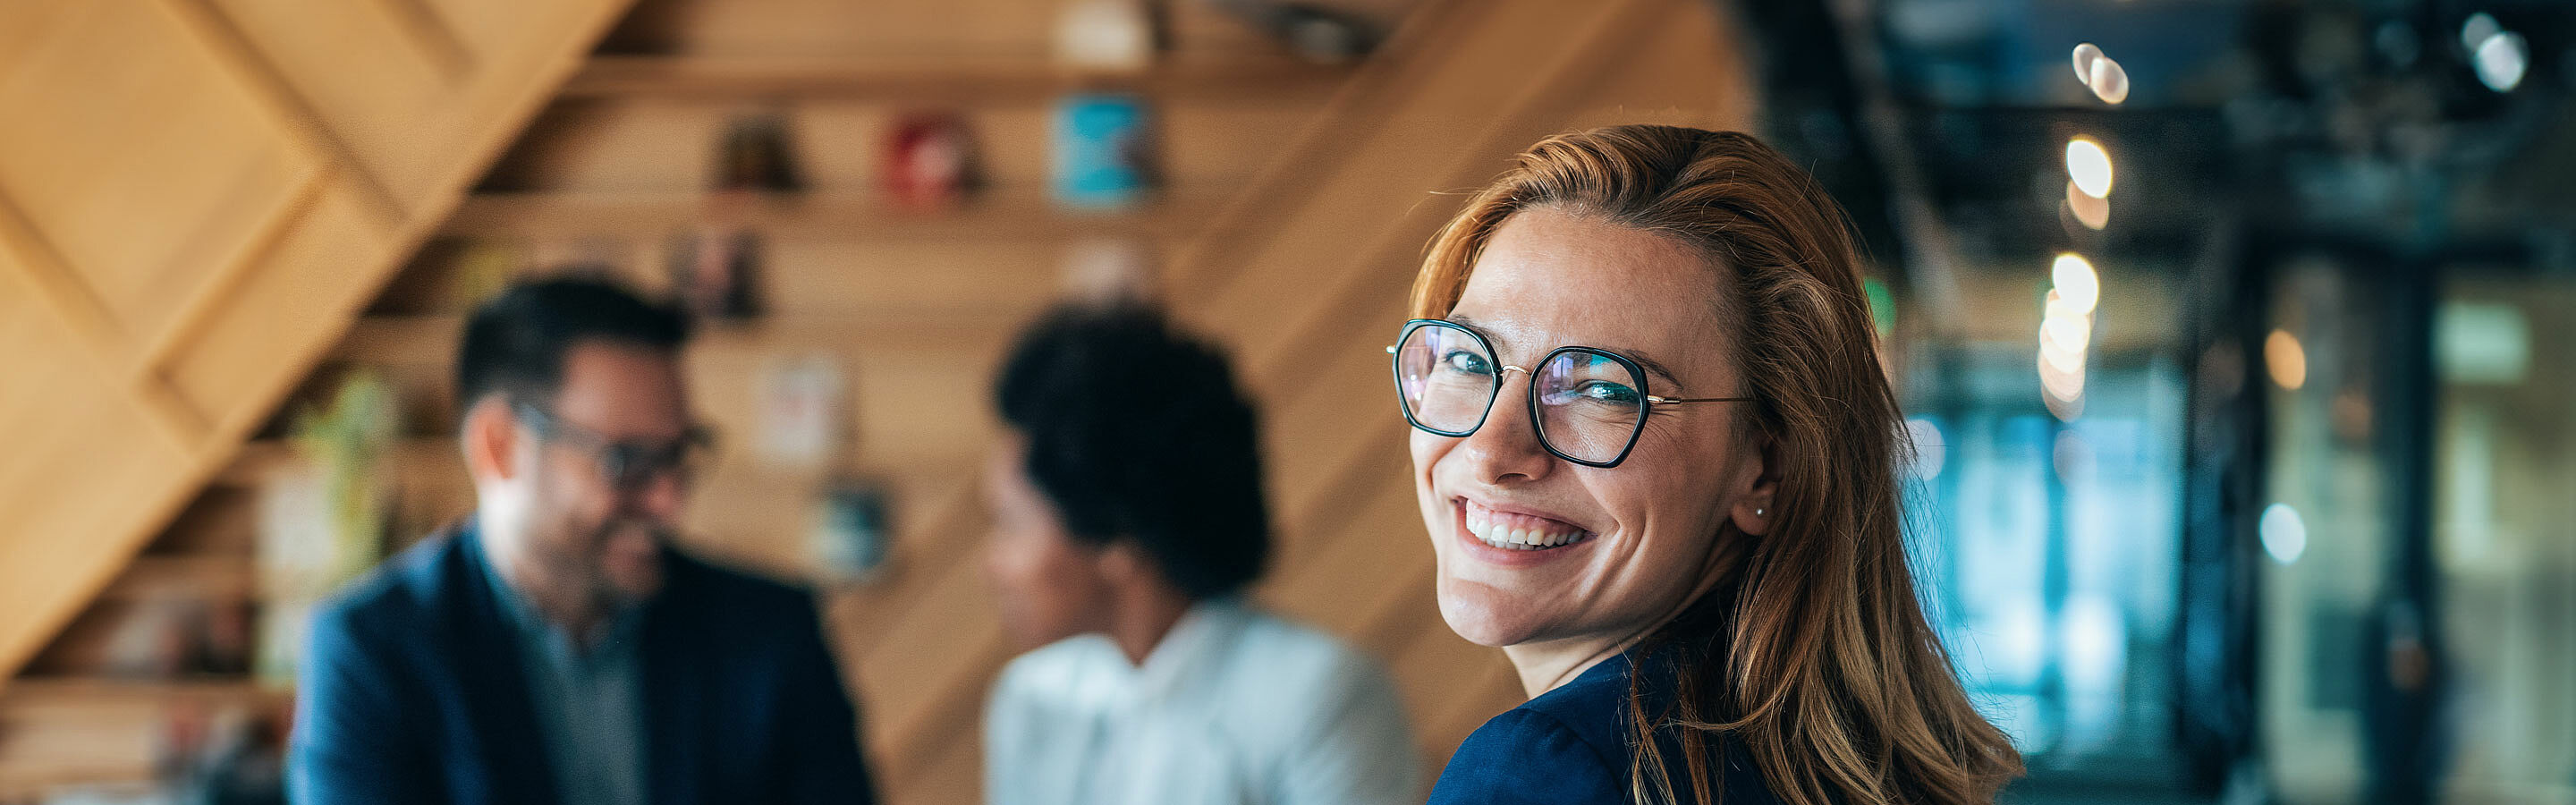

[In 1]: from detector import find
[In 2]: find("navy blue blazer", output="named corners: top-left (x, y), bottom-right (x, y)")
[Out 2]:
top-left (287, 525), bottom-right (877, 805)
top-left (1429, 652), bottom-right (1781, 805)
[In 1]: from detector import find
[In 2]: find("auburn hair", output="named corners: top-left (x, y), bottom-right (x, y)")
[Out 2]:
top-left (1411, 125), bottom-right (2022, 805)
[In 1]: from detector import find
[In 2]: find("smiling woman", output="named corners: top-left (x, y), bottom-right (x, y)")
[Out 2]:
top-left (1402, 125), bottom-right (2023, 805)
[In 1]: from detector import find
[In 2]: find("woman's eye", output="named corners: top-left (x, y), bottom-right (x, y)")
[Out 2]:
top-left (1575, 380), bottom-right (1640, 404)
top-left (1441, 350), bottom-right (1493, 375)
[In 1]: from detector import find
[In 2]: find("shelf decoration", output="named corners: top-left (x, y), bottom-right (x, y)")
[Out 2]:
top-left (99, 598), bottom-right (191, 679)
top-left (811, 477), bottom-right (896, 585)
top-left (666, 111), bottom-right (801, 322)
top-left (256, 369), bottom-right (398, 684)
top-left (756, 352), bottom-right (847, 468)
top-left (716, 111), bottom-right (805, 193)
top-left (1053, 0), bottom-right (1157, 74)
top-left (1051, 92), bottom-right (1157, 210)
top-left (1206, 0), bottom-right (1379, 64)
top-left (156, 697), bottom-right (288, 803)
top-left (1061, 236), bottom-right (1159, 302)
top-left (448, 238), bottom-right (524, 310)
top-left (108, 597), bottom-right (255, 679)
top-left (665, 227), bottom-right (766, 321)
top-left (883, 111), bottom-right (985, 211)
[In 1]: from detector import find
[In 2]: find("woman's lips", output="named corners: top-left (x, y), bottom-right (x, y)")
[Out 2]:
top-left (1459, 498), bottom-right (1594, 552)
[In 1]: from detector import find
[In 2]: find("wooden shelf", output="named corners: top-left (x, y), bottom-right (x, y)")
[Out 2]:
top-left (436, 189), bottom-right (1221, 240)
top-left (216, 437), bottom-right (462, 489)
top-left (0, 677), bottom-right (290, 800)
top-left (217, 436), bottom-right (980, 510)
top-left (557, 52), bottom-right (1349, 101)
top-left (2, 675), bottom-right (282, 701)
top-left (97, 555), bottom-right (258, 603)
top-left (0, 675), bottom-right (285, 707)
top-left (332, 309), bottom-right (1031, 363)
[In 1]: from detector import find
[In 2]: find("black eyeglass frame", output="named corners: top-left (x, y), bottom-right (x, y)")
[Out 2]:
top-left (1388, 318), bottom-right (1753, 469)
top-left (512, 402), bottom-right (716, 492)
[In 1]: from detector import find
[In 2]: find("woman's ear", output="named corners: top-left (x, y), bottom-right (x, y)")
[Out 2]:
top-left (1729, 432), bottom-right (1781, 537)
top-left (1095, 539), bottom-right (1150, 588)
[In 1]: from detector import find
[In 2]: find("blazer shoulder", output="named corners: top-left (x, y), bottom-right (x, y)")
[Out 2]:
top-left (1516, 655), bottom-right (1786, 805)
top-left (1431, 706), bottom-right (1622, 804)
top-left (1514, 657), bottom-right (1639, 758)
top-left (312, 534), bottom-right (463, 638)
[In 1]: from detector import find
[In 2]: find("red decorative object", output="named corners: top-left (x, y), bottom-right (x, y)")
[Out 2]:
top-left (883, 112), bottom-right (982, 211)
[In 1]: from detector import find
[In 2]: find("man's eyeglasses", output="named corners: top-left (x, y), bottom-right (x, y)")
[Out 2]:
top-left (513, 402), bottom-right (716, 491)
top-left (1388, 318), bottom-right (1751, 468)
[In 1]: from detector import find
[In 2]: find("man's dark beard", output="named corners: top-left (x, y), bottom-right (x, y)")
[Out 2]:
top-left (580, 515), bottom-right (674, 607)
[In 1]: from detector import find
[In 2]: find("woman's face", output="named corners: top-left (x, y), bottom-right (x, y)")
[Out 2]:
top-left (981, 436), bottom-right (1114, 651)
top-left (1413, 206), bottom-right (1771, 650)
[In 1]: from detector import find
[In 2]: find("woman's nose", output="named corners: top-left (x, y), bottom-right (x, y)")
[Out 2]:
top-left (1454, 368), bottom-right (1554, 485)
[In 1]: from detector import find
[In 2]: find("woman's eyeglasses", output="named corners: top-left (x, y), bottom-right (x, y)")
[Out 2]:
top-left (1388, 318), bottom-right (1750, 468)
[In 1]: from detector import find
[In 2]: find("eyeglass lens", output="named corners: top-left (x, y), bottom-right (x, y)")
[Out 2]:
top-left (1394, 322), bottom-right (1648, 465)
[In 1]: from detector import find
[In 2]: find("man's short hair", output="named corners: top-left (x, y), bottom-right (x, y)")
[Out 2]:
top-left (453, 275), bottom-right (691, 418)
top-left (993, 303), bottom-right (1271, 599)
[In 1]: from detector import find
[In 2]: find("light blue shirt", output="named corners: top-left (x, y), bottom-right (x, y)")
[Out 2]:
top-left (481, 543), bottom-right (648, 805)
top-left (984, 599), bottom-right (1421, 805)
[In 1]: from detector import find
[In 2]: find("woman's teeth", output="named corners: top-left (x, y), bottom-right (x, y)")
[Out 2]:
top-left (1463, 506), bottom-right (1589, 551)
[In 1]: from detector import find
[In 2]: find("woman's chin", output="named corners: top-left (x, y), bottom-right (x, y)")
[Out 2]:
top-left (1435, 577), bottom-right (1546, 648)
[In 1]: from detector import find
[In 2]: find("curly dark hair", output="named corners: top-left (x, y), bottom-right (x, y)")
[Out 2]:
top-left (992, 302), bottom-right (1271, 599)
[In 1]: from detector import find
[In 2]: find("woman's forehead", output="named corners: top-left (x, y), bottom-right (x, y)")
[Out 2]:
top-left (1453, 208), bottom-right (1731, 364)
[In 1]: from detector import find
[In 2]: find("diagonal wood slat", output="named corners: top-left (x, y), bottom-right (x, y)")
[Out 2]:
top-left (0, 0), bottom-right (639, 685)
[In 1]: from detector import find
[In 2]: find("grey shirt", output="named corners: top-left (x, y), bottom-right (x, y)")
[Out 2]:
top-left (482, 546), bottom-right (648, 805)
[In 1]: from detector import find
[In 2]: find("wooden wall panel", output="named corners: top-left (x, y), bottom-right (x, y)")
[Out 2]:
top-left (0, 0), bottom-right (637, 686)
top-left (208, 0), bottom-right (465, 199)
top-left (0, 269), bottom-right (55, 428)
top-left (0, 338), bottom-right (199, 682)
top-left (160, 180), bottom-right (390, 435)
top-left (0, 1), bottom-right (321, 354)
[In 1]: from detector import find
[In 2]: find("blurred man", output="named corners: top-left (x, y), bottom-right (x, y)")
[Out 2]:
top-left (290, 277), bottom-right (877, 805)
top-left (979, 303), bottom-right (1420, 805)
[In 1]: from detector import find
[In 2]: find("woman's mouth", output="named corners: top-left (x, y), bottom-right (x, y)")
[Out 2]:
top-left (1462, 499), bottom-right (1595, 552)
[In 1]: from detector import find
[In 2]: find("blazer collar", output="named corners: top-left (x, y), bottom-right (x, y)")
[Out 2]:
top-left (454, 519), bottom-right (709, 805)
top-left (450, 524), bottom-right (563, 804)
top-left (640, 557), bottom-right (705, 805)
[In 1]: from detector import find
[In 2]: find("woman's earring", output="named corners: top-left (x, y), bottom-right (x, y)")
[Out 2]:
top-left (1755, 507), bottom-right (1766, 518)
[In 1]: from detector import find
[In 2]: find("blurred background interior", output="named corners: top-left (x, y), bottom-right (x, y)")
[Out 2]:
top-left (0, 0), bottom-right (2569, 802)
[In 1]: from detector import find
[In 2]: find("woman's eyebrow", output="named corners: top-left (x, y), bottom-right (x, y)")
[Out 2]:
top-left (1445, 314), bottom-right (1506, 350)
top-left (1622, 352), bottom-right (1684, 386)
top-left (1446, 314), bottom-right (1684, 386)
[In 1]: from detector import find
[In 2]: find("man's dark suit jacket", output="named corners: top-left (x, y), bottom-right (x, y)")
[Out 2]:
top-left (288, 522), bottom-right (878, 805)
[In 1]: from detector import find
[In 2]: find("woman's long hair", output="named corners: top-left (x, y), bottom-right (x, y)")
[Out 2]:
top-left (1410, 125), bottom-right (2022, 805)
